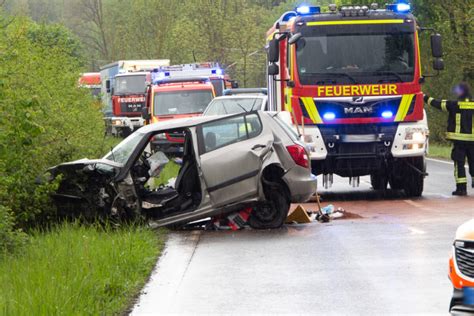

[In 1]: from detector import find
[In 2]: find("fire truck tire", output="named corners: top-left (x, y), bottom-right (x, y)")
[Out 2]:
top-left (370, 174), bottom-right (388, 191)
top-left (249, 181), bottom-right (290, 229)
top-left (403, 157), bottom-right (425, 197)
top-left (389, 176), bottom-right (404, 190)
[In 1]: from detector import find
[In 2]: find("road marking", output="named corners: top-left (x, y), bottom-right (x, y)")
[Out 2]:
top-left (427, 157), bottom-right (453, 165)
top-left (403, 199), bottom-right (432, 211)
top-left (408, 227), bottom-right (426, 235)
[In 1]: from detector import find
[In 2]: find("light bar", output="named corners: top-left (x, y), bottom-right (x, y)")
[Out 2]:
top-left (323, 112), bottom-right (336, 120)
top-left (211, 68), bottom-right (223, 76)
top-left (386, 2), bottom-right (411, 13)
top-left (296, 5), bottom-right (321, 15)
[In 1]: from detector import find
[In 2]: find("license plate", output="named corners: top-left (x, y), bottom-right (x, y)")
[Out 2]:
top-left (463, 287), bottom-right (474, 305)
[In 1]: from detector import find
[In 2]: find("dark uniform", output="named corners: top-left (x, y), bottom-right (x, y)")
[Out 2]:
top-left (424, 85), bottom-right (474, 195)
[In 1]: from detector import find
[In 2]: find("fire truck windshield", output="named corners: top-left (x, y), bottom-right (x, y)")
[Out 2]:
top-left (114, 74), bottom-right (146, 95)
top-left (295, 23), bottom-right (415, 85)
top-left (154, 90), bottom-right (213, 116)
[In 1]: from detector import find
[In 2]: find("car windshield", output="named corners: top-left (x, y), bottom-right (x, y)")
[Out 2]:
top-left (154, 90), bottom-right (213, 115)
top-left (114, 75), bottom-right (146, 95)
top-left (295, 23), bottom-right (415, 85)
top-left (103, 132), bottom-right (144, 164)
top-left (204, 97), bottom-right (263, 115)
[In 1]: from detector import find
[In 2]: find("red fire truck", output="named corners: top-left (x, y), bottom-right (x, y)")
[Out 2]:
top-left (79, 72), bottom-right (101, 98)
top-left (142, 62), bottom-right (233, 154)
top-left (266, 3), bottom-right (444, 196)
top-left (100, 59), bottom-right (170, 137)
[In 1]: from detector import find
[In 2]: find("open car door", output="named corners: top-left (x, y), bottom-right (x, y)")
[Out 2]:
top-left (198, 112), bottom-right (273, 207)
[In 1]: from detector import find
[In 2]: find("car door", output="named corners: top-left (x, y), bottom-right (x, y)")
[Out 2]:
top-left (198, 113), bottom-right (273, 207)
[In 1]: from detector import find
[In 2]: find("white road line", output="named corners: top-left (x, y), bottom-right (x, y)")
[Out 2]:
top-left (408, 227), bottom-right (426, 235)
top-left (426, 157), bottom-right (453, 165)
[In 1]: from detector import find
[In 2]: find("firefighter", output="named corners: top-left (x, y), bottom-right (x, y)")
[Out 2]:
top-left (424, 82), bottom-right (474, 196)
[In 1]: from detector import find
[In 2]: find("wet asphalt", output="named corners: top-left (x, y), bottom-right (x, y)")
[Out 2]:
top-left (132, 158), bottom-right (474, 315)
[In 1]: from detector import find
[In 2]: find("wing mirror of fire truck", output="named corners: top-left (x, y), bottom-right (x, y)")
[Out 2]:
top-left (141, 107), bottom-right (151, 121)
top-left (430, 33), bottom-right (443, 58)
top-left (268, 39), bottom-right (280, 63)
top-left (268, 64), bottom-right (279, 76)
top-left (105, 79), bottom-right (111, 93)
top-left (433, 58), bottom-right (445, 71)
top-left (288, 33), bottom-right (302, 45)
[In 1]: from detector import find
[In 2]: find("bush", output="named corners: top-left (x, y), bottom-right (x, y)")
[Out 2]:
top-left (0, 206), bottom-right (27, 256)
top-left (0, 14), bottom-right (109, 228)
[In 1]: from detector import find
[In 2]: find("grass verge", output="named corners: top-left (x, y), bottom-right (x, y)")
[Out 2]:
top-left (0, 223), bottom-right (165, 315)
top-left (428, 143), bottom-right (451, 160)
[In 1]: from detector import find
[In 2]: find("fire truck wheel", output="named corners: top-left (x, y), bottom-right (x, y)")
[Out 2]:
top-left (403, 157), bottom-right (425, 197)
top-left (389, 176), bottom-right (404, 190)
top-left (370, 174), bottom-right (388, 191)
top-left (249, 181), bottom-right (290, 229)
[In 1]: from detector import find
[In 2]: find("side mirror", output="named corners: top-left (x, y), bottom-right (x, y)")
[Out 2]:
top-left (141, 107), bottom-right (151, 121)
top-left (268, 64), bottom-right (279, 76)
top-left (433, 58), bottom-right (444, 71)
top-left (268, 39), bottom-right (279, 63)
top-left (430, 33), bottom-right (443, 58)
top-left (105, 80), bottom-right (111, 93)
top-left (288, 33), bottom-right (302, 45)
top-left (231, 80), bottom-right (239, 89)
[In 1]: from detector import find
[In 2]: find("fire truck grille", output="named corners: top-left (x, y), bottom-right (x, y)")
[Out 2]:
top-left (120, 102), bottom-right (144, 114)
top-left (455, 244), bottom-right (474, 279)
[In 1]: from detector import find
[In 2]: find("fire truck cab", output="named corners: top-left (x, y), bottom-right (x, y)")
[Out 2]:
top-left (266, 3), bottom-right (444, 196)
top-left (79, 72), bottom-right (101, 98)
top-left (100, 59), bottom-right (170, 137)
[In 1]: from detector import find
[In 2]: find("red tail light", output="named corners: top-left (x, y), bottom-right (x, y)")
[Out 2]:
top-left (286, 144), bottom-right (309, 168)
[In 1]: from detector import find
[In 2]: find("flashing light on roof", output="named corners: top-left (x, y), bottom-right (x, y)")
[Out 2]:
top-left (296, 5), bottom-right (320, 15)
top-left (323, 112), bottom-right (336, 120)
top-left (211, 68), bottom-right (223, 76)
top-left (382, 111), bottom-right (394, 119)
top-left (387, 2), bottom-right (411, 13)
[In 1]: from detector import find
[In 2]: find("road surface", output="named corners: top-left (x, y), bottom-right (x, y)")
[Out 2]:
top-left (132, 159), bottom-right (474, 315)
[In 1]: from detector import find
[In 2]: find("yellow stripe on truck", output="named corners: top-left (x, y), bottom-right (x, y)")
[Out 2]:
top-left (395, 94), bottom-right (414, 122)
top-left (301, 97), bottom-right (323, 124)
top-left (307, 19), bottom-right (404, 26)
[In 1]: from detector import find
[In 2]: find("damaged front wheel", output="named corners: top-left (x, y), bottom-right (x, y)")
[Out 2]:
top-left (248, 181), bottom-right (290, 229)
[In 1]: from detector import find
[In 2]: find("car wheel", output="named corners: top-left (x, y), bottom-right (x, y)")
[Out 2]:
top-left (370, 173), bottom-right (388, 191)
top-left (248, 181), bottom-right (290, 229)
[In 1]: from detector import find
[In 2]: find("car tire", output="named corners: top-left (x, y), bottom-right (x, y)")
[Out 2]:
top-left (248, 181), bottom-right (290, 229)
top-left (403, 157), bottom-right (425, 198)
top-left (370, 173), bottom-right (388, 191)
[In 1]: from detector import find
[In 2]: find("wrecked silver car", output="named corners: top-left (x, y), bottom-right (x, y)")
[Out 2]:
top-left (50, 111), bottom-right (317, 229)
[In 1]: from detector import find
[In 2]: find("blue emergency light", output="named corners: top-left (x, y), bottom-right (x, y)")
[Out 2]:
top-left (212, 68), bottom-right (223, 76)
top-left (296, 5), bottom-right (321, 15)
top-left (323, 112), bottom-right (336, 120)
top-left (387, 2), bottom-right (411, 13)
top-left (381, 111), bottom-right (394, 118)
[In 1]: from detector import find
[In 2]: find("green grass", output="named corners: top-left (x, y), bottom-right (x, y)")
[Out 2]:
top-left (428, 143), bottom-right (451, 160)
top-left (0, 223), bottom-right (166, 315)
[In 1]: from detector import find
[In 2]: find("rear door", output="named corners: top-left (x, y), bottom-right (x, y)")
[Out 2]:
top-left (198, 113), bottom-right (273, 207)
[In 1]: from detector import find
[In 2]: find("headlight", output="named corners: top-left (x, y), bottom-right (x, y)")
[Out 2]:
top-left (405, 127), bottom-right (426, 142)
top-left (112, 120), bottom-right (123, 126)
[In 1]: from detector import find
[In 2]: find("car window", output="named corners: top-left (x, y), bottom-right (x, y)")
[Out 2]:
top-left (201, 113), bottom-right (262, 153)
top-left (204, 98), bottom-right (263, 115)
top-left (103, 132), bottom-right (144, 164)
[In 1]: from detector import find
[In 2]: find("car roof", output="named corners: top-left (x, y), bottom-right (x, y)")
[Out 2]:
top-left (137, 112), bottom-right (251, 133)
top-left (211, 95), bottom-right (267, 100)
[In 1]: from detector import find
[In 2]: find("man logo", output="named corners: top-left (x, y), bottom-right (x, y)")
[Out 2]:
top-left (344, 106), bottom-right (374, 114)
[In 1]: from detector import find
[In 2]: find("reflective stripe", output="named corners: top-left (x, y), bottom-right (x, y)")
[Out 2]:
top-left (441, 100), bottom-right (447, 112)
top-left (457, 177), bottom-right (468, 184)
top-left (301, 97), bottom-right (323, 124)
top-left (395, 94), bottom-right (415, 121)
top-left (446, 132), bottom-right (474, 141)
top-left (459, 101), bottom-right (474, 110)
top-left (307, 19), bottom-right (404, 26)
top-left (455, 114), bottom-right (461, 134)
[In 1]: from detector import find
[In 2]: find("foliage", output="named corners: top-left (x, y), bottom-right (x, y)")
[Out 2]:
top-left (428, 142), bottom-right (452, 160)
top-left (0, 206), bottom-right (27, 257)
top-left (0, 13), bottom-right (109, 228)
top-left (0, 223), bottom-right (165, 315)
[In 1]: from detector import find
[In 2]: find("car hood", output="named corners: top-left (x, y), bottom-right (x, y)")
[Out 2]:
top-left (455, 219), bottom-right (474, 241)
top-left (48, 158), bottom-right (124, 176)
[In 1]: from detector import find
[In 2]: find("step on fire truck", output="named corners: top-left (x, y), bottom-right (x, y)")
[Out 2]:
top-left (100, 59), bottom-right (170, 137)
top-left (266, 2), bottom-right (444, 196)
top-left (142, 62), bottom-right (235, 154)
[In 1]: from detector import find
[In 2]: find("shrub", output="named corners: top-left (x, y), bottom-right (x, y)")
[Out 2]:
top-left (0, 206), bottom-right (27, 256)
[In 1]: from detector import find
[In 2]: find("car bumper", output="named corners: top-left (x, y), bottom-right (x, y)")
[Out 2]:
top-left (283, 166), bottom-right (317, 203)
top-left (451, 288), bottom-right (474, 314)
